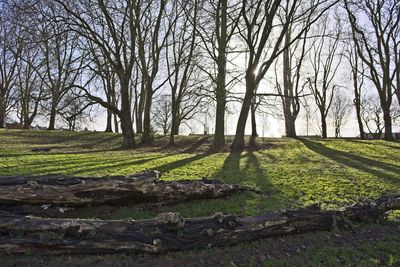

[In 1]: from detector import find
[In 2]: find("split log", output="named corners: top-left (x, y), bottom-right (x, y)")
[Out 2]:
top-left (0, 171), bottom-right (247, 206)
top-left (0, 195), bottom-right (398, 255)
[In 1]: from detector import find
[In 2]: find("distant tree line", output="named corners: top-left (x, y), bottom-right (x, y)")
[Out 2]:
top-left (0, 0), bottom-right (399, 149)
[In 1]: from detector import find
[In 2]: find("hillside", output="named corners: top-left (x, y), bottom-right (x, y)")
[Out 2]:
top-left (0, 130), bottom-right (399, 266)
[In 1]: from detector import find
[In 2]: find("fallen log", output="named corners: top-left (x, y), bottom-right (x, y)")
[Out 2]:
top-left (0, 195), bottom-right (398, 255)
top-left (0, 171), bottom-right (248, 206)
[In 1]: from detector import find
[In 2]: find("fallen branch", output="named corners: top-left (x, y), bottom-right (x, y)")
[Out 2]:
top-left (0, 195), bottom-right (398, 255)
top-left (0, 171), bottom-right (247, 206)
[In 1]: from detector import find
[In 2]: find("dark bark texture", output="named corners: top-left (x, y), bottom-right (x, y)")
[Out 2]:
top-left (0, 195), bottom-right (398, 255)
top-left (0, 171), bottom-right (245, 206)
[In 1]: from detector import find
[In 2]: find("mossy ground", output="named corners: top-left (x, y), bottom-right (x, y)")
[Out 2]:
top-left (0, 129), bottom-right (399, 266)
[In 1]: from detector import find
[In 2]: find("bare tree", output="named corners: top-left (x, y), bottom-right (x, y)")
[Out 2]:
top-left (133, 64), bottom-right (144, 134)
top-left (35, 4), bottom-right (84, 131)
top-left (330, 90), bottom-right (351, 138)
top-left (343, 0), bottom-right (400, 140)
top-left (15, 45), bottom-right (46, 129)
top-left (134, 0), bottom-right (176, 144)
top-left (58, 91), bottom-right (94, 131)
top-left (361, 95), bottom-right (385, 136)
top-left (86, 41), bottom-right (119, 133)
top-left (231, 0), bottom-right (336, 149)
top-left (0, 6), bottom-right (21, 128)
top-left (276, 9), bottom-right (312, 138)
top-left (166, 0), bottom-right (204, 145)
top-left (152, 95), bottom-right (172, 135)
top-left (361, 94), bottom-right (400, 137)
top-left (55, 0), bottom-right (137, 149)
top-left (307, 15), bottom-right (342, 139)
top-left (196, 0), bottom-right (241, 149)
top-left (344, 38), bottom-right (365, 139)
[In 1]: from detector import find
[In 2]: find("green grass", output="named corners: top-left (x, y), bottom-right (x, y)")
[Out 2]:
top-left (1, 129), bottom-right (400, 266)
top-left (1, 129), bottom-right (399, 219)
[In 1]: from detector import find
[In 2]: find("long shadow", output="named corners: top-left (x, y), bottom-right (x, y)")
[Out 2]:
top-left (214, 151), bottom-right (275, 192)
top-left (211, 150), bottom-right (293, 213)
top-left (18, 131), bottom-right (96, 145)
top-left (70, 154), bottom-right (170, 175)
top-left (29, 134), bottom-right (122, 151)
top-left (181, 136), bottom-right (212, 153)
top-left (154, 153), bottom-right (211, 175)
top-left (2, 154), bottom-right (171, 177)
top-left (345, 139), bottom-right (400, 150)
top-left (2, 148), bottom-right (123, 158)
top-left (299, 138), bottom-right (400, 185)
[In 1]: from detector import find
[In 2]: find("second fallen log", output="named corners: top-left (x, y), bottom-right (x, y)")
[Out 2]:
top-left (0, 195), bottom-right (398, 255)
top-left (0, 171), bottom-right (245, 206)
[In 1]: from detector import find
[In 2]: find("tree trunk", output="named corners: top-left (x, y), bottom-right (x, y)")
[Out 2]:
top-left (113, 113), bottom-right (119, 133)
top-left (169, 128), bottom-right (175, 145)
top-left (22, 122), bottom-right (30, 130)
top-left (119, 77), bottom-right (135, 149)
top-left (320, 109), bottom-right (327, 139)
top-left (213, 95), bottom-right (226, 149)
top-left (285, 115), bottom-right (297, 138)
top-left (335, 126), bottom-right (340, 138)
top-left (174, 119), bottom-right (179, 135)
top-left (382, 107), bottom-right (393, 141)
top-left (282, 33), bottom-right (298, 139)
top-left (120, 113), bottom-right (135, 149)
top-left (378, 89), bottom-right (393, 140)
top-left (47, 102), bottom-right (57, 130)
top-left (396, 66), bottom-right (400, 107)
top-left (212, 0), bottom-right (228, 150)
top-left (0, 195), bottom-right (398, 255)
top-left (136, 83), bottom-right (145, 134)
top-left (354, 99), bottom-right (364, 140)
top-left (0, 99), bottom-right (6, 128)
top-left (22, 112), bottom-right (33, 130)
top-left (352, 69), bottom-right (365, 140)
top-left (321, 118), bottom-right (327, 139)
top-left (169, 101), bottom-right (178, 145)
top-left (105, 109), bottom-right (113, 132)
top-left (0, 171), bottom-right (246, 206)
top-left (249, 99), bottom-right (257, 147)
top-left (142, 84), bottom-right (153, 145)
top-left (232, 72), bottom-right (256, 150)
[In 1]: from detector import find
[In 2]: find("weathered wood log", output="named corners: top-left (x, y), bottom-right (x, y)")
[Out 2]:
top-left (0, 195), bottom-right (398, 255)
top-left (0, 171), bottom-right (248, 206)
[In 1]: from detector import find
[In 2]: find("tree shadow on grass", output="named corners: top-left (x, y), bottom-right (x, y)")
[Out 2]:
top-left (15, 131), bottom-right (96, 145)
top-left (213, 151), bottom-right (290, 211)
top-left (345, 139), bottom-right (400, 150)
top-left (299, 138), bottom-right (400, 185)
top-left (154, 153), bottom-right (211, 176)
top-left (2, 154), bottom-right (170, 177)
top-left (149, 135), bottom-right (213, 154)
top-left (213, 151), bottom-right (269, 188)
top-left (181, 136), bottom-right (212, 153)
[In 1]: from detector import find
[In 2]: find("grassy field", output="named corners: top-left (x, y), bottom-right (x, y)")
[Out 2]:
top-left (0, 129), bottom-right (400, 266)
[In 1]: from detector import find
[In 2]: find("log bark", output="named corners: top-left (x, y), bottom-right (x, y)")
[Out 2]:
top-left (0, 195), bottom-right (398, 255)
top-left (0, 171), bottom-right (244, 206)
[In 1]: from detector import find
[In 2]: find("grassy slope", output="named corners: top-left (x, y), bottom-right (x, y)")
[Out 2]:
top-left (0, 129), bottom-right (399, 266)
